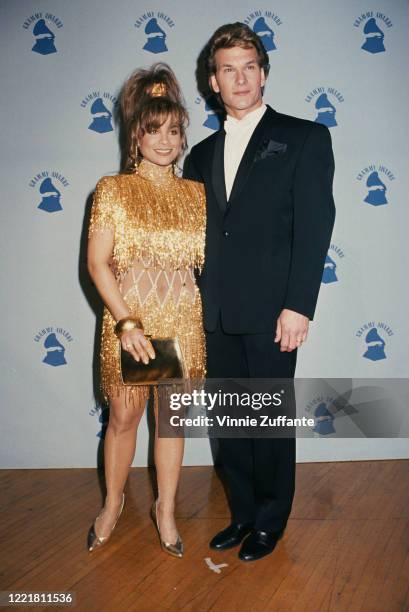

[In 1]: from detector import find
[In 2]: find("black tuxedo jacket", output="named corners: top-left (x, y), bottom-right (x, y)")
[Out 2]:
top-left (183, 105), bottom-right (335, 333)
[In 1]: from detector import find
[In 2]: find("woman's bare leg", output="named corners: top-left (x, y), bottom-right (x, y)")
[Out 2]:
top-left (94, 391), bottom-right (147, 536)
top-left (153, 400), bottom-right (185, 543)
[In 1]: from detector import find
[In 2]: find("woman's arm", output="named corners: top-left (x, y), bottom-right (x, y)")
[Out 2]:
top-left (87, 229), bottom-right (130, 322)
top-left (87, 229), bottom-right (154, 364)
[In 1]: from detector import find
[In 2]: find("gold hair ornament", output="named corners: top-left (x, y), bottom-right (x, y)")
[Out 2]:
top-left (150, 82), bottom-right (167, 97)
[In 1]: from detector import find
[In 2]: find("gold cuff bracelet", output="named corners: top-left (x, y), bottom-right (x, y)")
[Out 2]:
top-left (114, 317), bottom-right (143, 339)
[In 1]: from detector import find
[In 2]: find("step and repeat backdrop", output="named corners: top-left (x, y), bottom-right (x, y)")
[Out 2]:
top-left (1, 0), bottom-right (408, 467)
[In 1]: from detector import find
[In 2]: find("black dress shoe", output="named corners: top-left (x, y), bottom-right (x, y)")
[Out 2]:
top-left (238, 529), bottom-right (284, 562)
top-left (209, 522), bottom-right (254, 550)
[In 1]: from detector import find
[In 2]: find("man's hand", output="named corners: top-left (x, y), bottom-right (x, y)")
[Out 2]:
top-left (275, 309), bottom-right (309, 352)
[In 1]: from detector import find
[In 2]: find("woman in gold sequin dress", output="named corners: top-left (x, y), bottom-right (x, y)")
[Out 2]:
top-left (86, 64), bottom-right (206, 557)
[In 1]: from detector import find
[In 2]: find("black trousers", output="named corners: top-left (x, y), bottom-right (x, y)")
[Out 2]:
top-left (206, 315), bottom-right (297, 533)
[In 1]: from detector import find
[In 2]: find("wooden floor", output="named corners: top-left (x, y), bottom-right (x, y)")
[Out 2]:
top-left (1, 461), bottom-right (408, 611)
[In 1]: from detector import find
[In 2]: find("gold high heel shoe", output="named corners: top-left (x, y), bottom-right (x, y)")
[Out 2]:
top-left (151, 500), bottom-right (183, 558)
top-left (88, 493), bottom-right (125, 552)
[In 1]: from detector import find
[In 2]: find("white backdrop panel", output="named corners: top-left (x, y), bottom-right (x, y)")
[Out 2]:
top-left (1, 0), bottom-right (408, 467)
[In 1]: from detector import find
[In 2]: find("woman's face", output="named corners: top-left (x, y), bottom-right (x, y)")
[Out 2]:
top-left (138, 114), bottom-right (183, 166)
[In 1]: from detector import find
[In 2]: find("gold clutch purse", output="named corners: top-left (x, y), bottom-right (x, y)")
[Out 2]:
top-left (119, 336), bottom-right (187, 385)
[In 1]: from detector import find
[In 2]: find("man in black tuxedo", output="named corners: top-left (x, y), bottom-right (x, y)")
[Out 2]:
top-left (184, 23), bottom-right (335, 561)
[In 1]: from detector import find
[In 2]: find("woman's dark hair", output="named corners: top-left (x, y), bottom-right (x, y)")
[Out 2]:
top-left (206, 22), bottom-right (270, 79)
top-left (119, 63), bottom-right (189, 172)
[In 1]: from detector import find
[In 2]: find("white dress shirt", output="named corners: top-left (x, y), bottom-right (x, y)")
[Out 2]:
top-left (224, 103), bottom-right (267, 200)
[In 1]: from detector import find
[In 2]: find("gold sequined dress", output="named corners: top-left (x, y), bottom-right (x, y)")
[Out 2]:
top-left (88, 159), bottom-right (206, 406)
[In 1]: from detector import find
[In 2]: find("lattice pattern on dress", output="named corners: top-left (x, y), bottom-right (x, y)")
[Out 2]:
top-left (119, 256), bottom-right (196, 309)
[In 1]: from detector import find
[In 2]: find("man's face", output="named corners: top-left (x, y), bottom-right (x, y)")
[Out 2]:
top-left (210, 45), bottom-right (266, 118)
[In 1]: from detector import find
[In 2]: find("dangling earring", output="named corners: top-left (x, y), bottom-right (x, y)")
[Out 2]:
top-left (172, 160), bottom-right (181, 176)
top-left (172, 143), bottom-right (183, 176)
top-left (134, 145), bottom-right (140, 172)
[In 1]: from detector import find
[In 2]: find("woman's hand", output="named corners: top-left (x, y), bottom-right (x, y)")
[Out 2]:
top-left (121, 328), bottom-right (156, 364)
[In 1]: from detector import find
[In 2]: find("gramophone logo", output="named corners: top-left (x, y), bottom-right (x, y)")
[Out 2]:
top-left (29, 171), bottom-right (69, 213)
top-left (353, 12), bottom-right (393, 54)
top-left (356, 164), bottom-right (395, 207)
top-left (305, 396), bottom-right (336, 436)
top-left (305, 87), bottom-right (344, 128)
top-left (34, 326), bottom-right (73, 367)
top-left (243, 10), bottom-right (282, 52)
top-left (195, 97), bottom-right (223, 131)
top-left (80, 92), bottom-right (118, 134)
top-left (134, 11), bottom-right (175, 54)
top-left (22, 12), bottom-right (63, 55)
top-left (356, 322), bottom-right (394, 362)
top-left (322, 244), bottom-right (345, 284)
